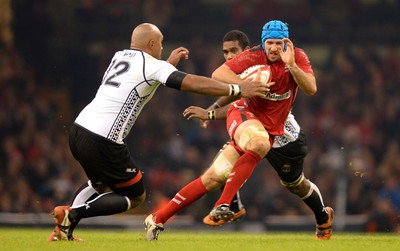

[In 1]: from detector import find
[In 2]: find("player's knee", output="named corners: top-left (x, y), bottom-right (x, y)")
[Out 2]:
top-left (202, 163), bottom-right (230, 191)
top-left (128, 191), bottom-right (146, 209)
top-left (281, 173), bottom-right (310, 196)
top-left (288, 180), bottom-right (311, 197)
top-left (209, 146), bottom-right (238, 184)
top-left (237, 124), bottom-right (270, 157)
top-left (247, 137), bottom-right (270, 157)
top-left (122, 180), bottom-right (146, 209)
top-left (91, 181), bottom-right (109, 194)
top-left (201, 173), bottom-right (224, 191)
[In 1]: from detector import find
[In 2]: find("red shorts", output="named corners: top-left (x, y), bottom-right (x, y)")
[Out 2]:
top-left (226, 104), bottom-right (274, 154)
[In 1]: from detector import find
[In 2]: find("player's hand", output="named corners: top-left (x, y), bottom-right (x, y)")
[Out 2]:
top-left (183, 106), bottom-right (207, 120)
top-left (278, 38), bottom-right (295, 67)
top-left (240, 69), bottom-right (274, 98)
top-left (167, 47), bottom-right (189, 66)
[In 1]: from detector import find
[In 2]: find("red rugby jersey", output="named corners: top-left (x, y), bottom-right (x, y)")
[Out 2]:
top-left (225, 45), bottom-right (314, 136)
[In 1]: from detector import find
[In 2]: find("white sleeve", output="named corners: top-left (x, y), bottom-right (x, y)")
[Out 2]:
top-left (144, 55), bottom-right (178, 85)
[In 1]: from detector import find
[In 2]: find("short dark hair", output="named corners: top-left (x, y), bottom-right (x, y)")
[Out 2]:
top-left (223, 30), bottom-right (250, 50)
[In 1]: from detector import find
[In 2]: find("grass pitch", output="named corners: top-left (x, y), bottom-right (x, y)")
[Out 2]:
top-left (0, 227), bottom-right (398, 251)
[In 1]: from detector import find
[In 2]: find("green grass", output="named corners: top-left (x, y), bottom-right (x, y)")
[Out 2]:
top-left (0, 228), bottom-right (399, 251)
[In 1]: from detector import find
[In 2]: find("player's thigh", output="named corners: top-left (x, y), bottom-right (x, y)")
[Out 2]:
top-left (226, 106), bottom-right (269, 149)
top-left (266, 132), bottom-right (308, 183)
top-left (70, 125), bottom-right (145, 199)
top-left (266, 149), bottom-right (304, 183)
top-left (98, 145), bottom-right (145, 199)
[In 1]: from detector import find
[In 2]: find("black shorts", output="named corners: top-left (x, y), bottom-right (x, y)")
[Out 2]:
top-left (265, 130), bottom-right (308, 183)
top-left (69, 123), bottom-right (144, 198)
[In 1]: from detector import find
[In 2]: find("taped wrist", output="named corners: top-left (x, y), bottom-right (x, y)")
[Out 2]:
top-left (208, 110), bottom-right (216, 120)
top-left (229, 84), bottom-right (241, 96)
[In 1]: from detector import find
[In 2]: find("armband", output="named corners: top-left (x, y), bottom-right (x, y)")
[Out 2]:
top-left (207, 110), bottom-right (216, 120)
top-left (165, 71), bottom-right (186, 90)
top-left (229, 84), bottom-right (241, 96)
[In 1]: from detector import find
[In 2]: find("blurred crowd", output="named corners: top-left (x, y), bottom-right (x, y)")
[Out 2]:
top-left (0, 0), bottom-right (399, 232)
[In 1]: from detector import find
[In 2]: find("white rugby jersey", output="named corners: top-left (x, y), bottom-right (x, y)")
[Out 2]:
top-left (272, 112), bottom-right (301, 148)
top-left (75, 49), bottom-right (177, 144)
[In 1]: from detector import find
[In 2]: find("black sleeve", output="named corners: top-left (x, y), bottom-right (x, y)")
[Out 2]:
top-left (165, 71), bottom-right (187, 90)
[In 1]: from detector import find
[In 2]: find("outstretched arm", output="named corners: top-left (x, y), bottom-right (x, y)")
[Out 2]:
top-left (177, 69), bottom-right (269, 98)
top-left (212, 64), bottom-right (242, 84)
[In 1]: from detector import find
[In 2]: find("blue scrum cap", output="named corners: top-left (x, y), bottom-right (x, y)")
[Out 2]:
top-left (261, 20), bottom-right (289, 50)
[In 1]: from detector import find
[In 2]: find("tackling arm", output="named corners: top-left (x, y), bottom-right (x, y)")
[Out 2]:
top-left (197, 66), bottom-right (241, 128)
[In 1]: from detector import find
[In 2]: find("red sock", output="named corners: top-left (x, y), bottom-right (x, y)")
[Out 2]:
top-left (215, 150), bottom-right (261, 207)
top-left (154, 177), bottom-right (208, 224)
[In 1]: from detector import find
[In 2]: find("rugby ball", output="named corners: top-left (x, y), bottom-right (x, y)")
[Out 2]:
top-left (239, 64), bottom-right (272, 84)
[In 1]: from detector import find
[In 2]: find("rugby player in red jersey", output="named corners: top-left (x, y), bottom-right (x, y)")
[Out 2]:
top-left (145, 20), bottom-right (333, 241)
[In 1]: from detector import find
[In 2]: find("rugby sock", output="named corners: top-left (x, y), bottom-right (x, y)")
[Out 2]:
top-left (214, 150), bottom-right (261, 207)
top-left (67, 181), bottom-right (100, 236)
top-left (220, 184), bottom-right (241, 212)
top-left (301, 182), bottom-right (327, 225)
top-left (69, 192), bottom-right (129, 221)
top-left (154, 177), bottom-right (208, 224)
top-left (71, 181), bottom-right (99, 207)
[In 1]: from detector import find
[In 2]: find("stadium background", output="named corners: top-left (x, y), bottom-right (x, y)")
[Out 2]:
top-left (0, 0), bottom-right (399, 232)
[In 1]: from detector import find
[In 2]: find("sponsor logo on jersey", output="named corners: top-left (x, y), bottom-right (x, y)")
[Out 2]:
top-left (264, 90), bottom-right (291, 101)
top-left (122, 51), bottom-right (137, 58)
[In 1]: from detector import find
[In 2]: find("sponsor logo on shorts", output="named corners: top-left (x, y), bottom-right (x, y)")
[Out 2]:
top-left (282, 164), bottom-right (291, 173)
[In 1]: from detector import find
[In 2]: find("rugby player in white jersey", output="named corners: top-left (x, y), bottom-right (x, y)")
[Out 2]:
top-left (47, 23), bottom-right (270, 242)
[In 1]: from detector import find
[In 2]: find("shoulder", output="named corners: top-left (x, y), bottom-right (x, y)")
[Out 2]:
top-left (294, 48), bottom-right (311, 64)
top-left (248, 45), bottom-right (267, 62)
top-left (226, 45), bottom-right (266, 73)
top-left (294, 48), bottom-right (309, 58)
top-left (142, 52), bottom-right (175, 71)
top-left (249, 45), bottom-right (264, 53)
top-left (145, 57), bottom-right (178, 83)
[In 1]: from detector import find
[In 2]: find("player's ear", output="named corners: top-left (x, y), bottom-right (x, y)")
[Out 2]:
top-left (148, 39), bottom-right (155, 49)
